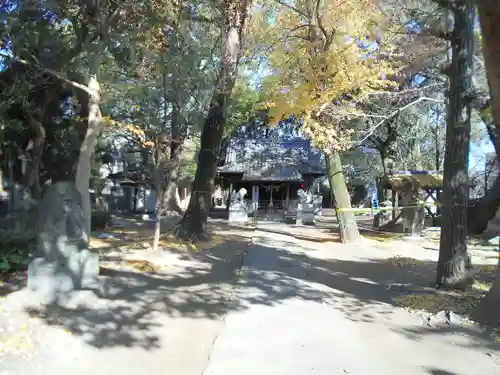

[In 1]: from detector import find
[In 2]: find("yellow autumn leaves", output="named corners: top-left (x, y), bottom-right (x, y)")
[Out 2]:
top-left (256, 0), bottom-right (398, 153)
top-left (102, 117), bottom-right (154, 148)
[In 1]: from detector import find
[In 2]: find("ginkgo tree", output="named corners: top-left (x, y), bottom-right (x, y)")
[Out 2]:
top-left (259, 0), bottom-right (397, 243)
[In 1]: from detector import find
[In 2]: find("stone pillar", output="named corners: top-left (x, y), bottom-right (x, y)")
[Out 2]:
top-left (27, 182), bottom-right (99, 303)
top-left (285, 184), bottom-right (290, 210)
top-left (252, 185), bottom-right (259, 216)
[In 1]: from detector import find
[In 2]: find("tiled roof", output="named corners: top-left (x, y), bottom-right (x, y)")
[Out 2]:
top-left (218, 138), bottom-right (326, 181)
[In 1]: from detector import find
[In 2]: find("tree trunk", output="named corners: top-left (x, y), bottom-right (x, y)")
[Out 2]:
top-left (75, 46), bottom-right (104, 241)
top-left (471, 0), bottom-right (500, 325)
top-left (164, 141), bottom-right (183, 214)
top-left (436, 1), bottom-right (474, 289)
top-left (326, 151), bottom-right (361, 243)
top-left (466, 1), bottom-right (500, 234)
top-left (175, 0), bottom-right (250, 241)
top-left (471, 270), bottom-right (500, 326)
top-left (468, 175), bottom-right (500, 234)
top-left (165, 102), bottom-right (184, 215)
top-left (29, 119), bottom-right (45, 200)
top-left (477, 1), bottom-right (500, 135)
top-left (24, 114), bottom-right (45, 200)
top-left (152, 182), bottom-right (165, 251)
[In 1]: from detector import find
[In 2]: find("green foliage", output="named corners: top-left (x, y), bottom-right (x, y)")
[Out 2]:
top-left (226, 77), bottom-right (264, 136)
top-left (0, 249), bottom-right (30, 274)
top-left (91, 210), bottom-right (110, 231)
top-left (0, 210), bottom-right (37, 274)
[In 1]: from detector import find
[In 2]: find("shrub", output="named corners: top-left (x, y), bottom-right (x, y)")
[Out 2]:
top-left (91, 210), bottom-right (110, 231)
top-left (0, 226), bottom-right (34, 275)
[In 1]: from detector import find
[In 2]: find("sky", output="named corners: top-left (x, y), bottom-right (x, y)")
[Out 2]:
top-left (470, 139), bottom-right (495, 172)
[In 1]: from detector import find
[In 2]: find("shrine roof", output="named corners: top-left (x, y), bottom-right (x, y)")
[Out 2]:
top-left (381, 171), bottom-right (445, 190)
top-left (218, 138), bottom-right (326, 181)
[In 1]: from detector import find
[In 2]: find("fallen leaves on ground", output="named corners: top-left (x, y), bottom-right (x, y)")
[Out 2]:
top-left (122, 259), bottom-right (163, 273)
top-left (393, 289), bottom-right (482, 315)
top-left (159, 233), bottom-right (226, 252)
top-left (100, 259), bottom-right (166, 274)
top-left (383, 256), bottom-right (498, 318)
top-left (0, 316), bottom-right (37, 358)
top-left (380, 256), bottom-right (426, 268)
top-left (360, 231), bottom-right (401, 243)
top-left (91, 228), bottom-right (227, 253)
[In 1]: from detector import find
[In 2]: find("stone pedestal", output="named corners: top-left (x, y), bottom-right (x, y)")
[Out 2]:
top-left (312, 195), bottom-right (323, 215)
top-left (373, 210), bottom-right (392, 228)
top-left (296, 203), bottom-right (314, 225)
top-left (28, 250), bottom-right (99, 302)
top-left (229, 202), bottom-right (248, 223)
top-left (401, 206), bottom-right (425, 236)
top-left (27, 181), bottom-right (100, 302)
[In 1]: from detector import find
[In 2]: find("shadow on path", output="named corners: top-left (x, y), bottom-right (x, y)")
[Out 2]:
top-left (20, 232), bottom-right (500, 353)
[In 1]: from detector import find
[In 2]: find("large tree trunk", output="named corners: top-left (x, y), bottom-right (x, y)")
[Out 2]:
top-left (164, 143), bottom-right (183, 214)
top-left (165, 102), bottom-right (184, 215)
top-left (466, 1), bottom-right (500, 234)
top-left (326, 152), bottom-right (361, 243)
top-left (75, 47), bottom-right (104, 241)
top-left (471, 0), bottom-right (500, 325)
top-left (477, 1), bottom-right (500, 134)
top-left (436, 1), bottom-right (474, 290)
top-left (23, 112), bottom-right (46, 200)
top-left (175, 0), bottom-right (250, 241)
top-left (28, 119), bottom-right (45, 200)
top-left (471, 267), bottom-right (500, 326)
top-left (468, 175), bottom-right (500, 234)
top-left (152, 176), bottom-right (165, 251)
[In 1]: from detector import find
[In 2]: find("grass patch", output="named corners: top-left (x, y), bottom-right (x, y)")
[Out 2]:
top-left (394, 292), bottom-right (452, 312)
top-left (380, 256), bottom-right (426, 268)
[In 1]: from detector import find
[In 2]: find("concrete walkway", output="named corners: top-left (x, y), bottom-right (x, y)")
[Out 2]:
top-left (203, 231), bottom-right (500, 375)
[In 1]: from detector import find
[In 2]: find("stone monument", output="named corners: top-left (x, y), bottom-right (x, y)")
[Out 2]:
top-left (27, 181), bottom-right (100, 302)
top-left (373, 199), bottom-right (392, 229)
top-left (296, 189), bottom-right (315, 225)
top-left (228, 188), bottom-right (248, 223)
top-left (400, 182), bottom-right (425, 236)
top-left (401, 205), bottom-right (425, 236)
top-left (312, 194), bottom-right (323, 216)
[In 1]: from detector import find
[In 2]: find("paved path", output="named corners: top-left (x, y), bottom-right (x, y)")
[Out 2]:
top-left (203, 231), bottom-right (500, 375)
top-left (1, 229), bottom-right (499, 375)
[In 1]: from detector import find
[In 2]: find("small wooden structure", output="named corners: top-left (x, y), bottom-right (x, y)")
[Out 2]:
top-left (381, 170), bottom-right (443, 224)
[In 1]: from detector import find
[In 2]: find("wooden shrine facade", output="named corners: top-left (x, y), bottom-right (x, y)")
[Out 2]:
top-left (217, 136), bottom-right (326, 215)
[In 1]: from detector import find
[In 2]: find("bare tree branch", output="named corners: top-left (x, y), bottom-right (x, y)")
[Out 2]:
top-left (359, 96), bottom-right (444, 144)
top-left (0, 51), bottom-right (98, 98)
